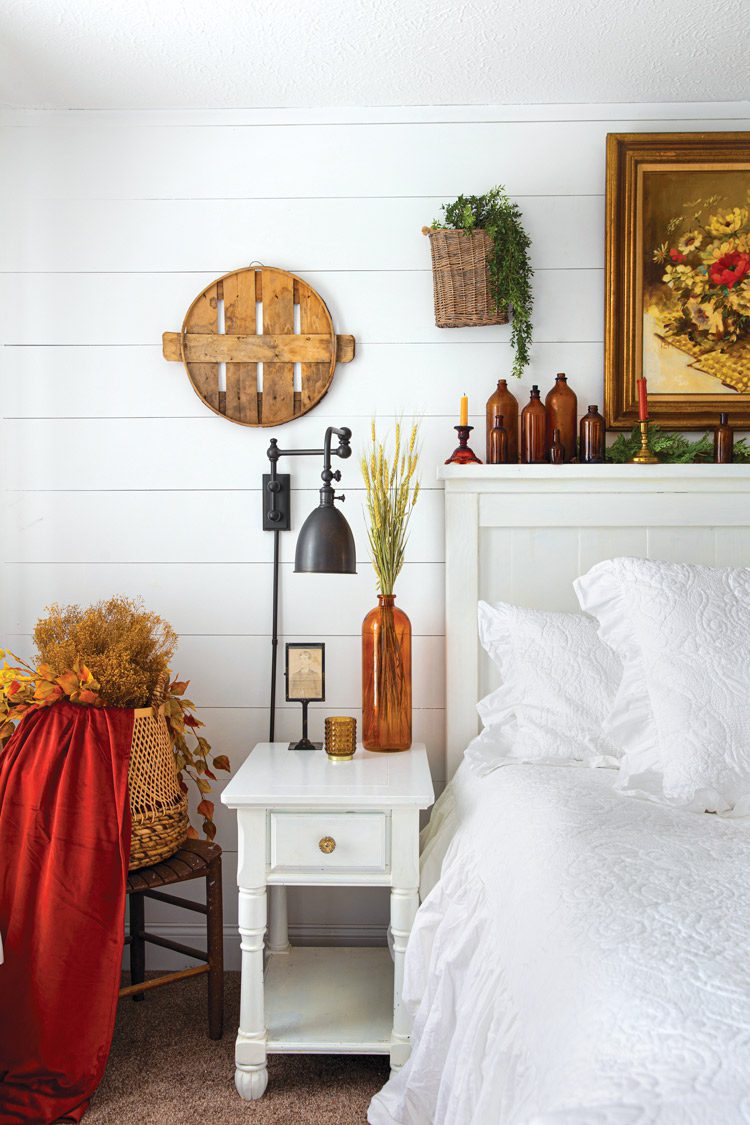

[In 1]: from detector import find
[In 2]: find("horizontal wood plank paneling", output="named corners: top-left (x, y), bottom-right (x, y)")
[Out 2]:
top-left (0, 269), bottom-right (604, 344)
top-left (3, 114), bottom-right (749, 200)
top-left (1, 341), bottom-right (605, 419)
top-left (4, 102), bottom-right (749, 129)
top-left (0, 196), bottom-right (604, 272)
top-left (3, 632), bottom-right (446, 714)
top-left (1, 561), bottom-right (445, 636)
top-left (4, 101), bottom-right (745, 951)
top-left (5, 488), bottom-right (444, 562)
top-left (4, 414), bottom-right (468, 490)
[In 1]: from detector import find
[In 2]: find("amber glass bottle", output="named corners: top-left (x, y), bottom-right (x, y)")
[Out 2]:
top-left (521, 385), bottom-right (546, 464)
top-left (549, 428), bottom-right (564, 464)
top-left (714, 412), bottom-right (734, 463)
top-left (362, 594), bottom-right (412, 751)
top-left (486, 379), bottom-right (519, 463)
top-left (545, 373), bottom-right (577, 462)
top-left (488, 418), bottom-right (508, 464)
top-left (579, 404), bottom-right (605, 463)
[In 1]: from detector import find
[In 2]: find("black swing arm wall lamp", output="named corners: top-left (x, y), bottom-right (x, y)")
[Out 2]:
top-left (263, 425), bottom-right (356, 741)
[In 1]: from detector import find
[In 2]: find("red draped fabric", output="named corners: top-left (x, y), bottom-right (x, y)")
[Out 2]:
top-left (0, 702), bottom-right (133, 1124)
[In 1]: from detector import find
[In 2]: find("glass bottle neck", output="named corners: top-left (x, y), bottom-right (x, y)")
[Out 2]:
top-left (378, 594), bottom-right (396, 606)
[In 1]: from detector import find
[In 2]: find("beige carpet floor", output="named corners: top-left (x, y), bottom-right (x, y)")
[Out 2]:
top-left (86, 972), bottom-right (389, 1124)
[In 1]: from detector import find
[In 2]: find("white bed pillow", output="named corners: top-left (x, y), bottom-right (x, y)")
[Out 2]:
top-left (465, 601), bottom-right (622, 773)
top-left (575, 557), bottom-right (750, 815)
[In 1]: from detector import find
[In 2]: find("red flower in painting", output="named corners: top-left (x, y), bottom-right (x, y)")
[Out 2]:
top-left (708, 251), bottom-right (750, 289)
top-left (669, 249), bottom-right (686, 263)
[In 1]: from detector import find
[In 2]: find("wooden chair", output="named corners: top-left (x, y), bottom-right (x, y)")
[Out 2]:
top-left (120, 839), bottom-right (223, 1039)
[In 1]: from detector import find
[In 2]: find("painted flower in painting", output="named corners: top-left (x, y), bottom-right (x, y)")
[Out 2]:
top-left (707, 207), bottom-right (749, 237)
top-left (651, 194), bottom-right (750, 389)
top-left (727, 283), bottom-right (750, 317)
top-left (708, 251), bottom-right (750, 290)
top-left (685, 298), bottom-right (725, 338)
top-left (706, 234), bottom-right (750, 259)
top-left (663, 263), bottom-right (696, 292)
top-left (677, 230), bottom-right (703, 254)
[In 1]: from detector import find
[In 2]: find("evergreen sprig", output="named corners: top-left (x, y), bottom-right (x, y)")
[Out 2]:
top-left (434, 186), bottom-right (533, 378)
top-left (606, 424), bottom-right (750, 463)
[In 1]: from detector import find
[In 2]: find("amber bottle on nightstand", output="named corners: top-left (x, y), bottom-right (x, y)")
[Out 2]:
top-left (521, 386), bottom-right (546, 463)
top-left (545, 373), bottom-right (577, 462)
top-left (486, 379), bottom-right (519, 463)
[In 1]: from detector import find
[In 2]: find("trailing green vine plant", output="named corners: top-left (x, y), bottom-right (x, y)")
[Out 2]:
top-left (606, 424), bottom-right (750, 463)
top-left (433, 186), bottom-right (533, 377)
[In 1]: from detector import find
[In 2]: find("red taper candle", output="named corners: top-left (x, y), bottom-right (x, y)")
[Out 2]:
top-left (636, 377), bottom-right (648, 422)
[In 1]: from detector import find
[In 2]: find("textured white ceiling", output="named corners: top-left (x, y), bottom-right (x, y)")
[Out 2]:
top-left (1, 0), bottom-right (746, 110)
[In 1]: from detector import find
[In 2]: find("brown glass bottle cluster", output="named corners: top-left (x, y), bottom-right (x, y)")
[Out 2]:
top-left (486, 373), bottom-right (605, 464)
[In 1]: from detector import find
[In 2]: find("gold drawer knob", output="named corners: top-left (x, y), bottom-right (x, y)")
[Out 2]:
top-left (319, 836), bottom-right (336, 854)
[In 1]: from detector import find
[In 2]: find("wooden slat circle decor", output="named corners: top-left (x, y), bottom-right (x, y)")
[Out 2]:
top-left (162, 266), bottom-right (355, 427)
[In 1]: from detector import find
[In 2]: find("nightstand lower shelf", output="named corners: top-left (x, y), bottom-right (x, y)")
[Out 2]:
top-left (265, 946), bottom-right (393, 1054)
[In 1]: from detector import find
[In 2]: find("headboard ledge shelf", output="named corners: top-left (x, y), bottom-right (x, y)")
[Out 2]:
top-left (442, 463), bottom-right (750, 779)
top-left (439, 463), bottom-right (750, 490)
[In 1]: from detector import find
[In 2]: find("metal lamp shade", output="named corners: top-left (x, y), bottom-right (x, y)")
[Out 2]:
top-left (294, 502), bottom-right (357, 574)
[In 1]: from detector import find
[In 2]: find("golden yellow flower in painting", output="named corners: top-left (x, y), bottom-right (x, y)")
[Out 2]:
top-left (707, 207), bottom-right (749, 237)
top-left (705, 234), bottom-right (750, 259)
top-left (727, 283), bottom-right (750, 318)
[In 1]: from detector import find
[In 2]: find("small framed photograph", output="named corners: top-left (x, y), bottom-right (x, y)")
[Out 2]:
top-left (285, 643), bottom-right (325, 703)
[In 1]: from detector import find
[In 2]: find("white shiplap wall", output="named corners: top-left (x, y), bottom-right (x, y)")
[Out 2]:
top-left (2, 101), bottom-right (749, 959)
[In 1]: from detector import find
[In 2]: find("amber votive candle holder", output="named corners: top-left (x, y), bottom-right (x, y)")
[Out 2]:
top-left (324, 716), bottom-right (357, 761)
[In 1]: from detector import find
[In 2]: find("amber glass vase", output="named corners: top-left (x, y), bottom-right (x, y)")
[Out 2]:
top-left (362, 595), bottom-right (412, 751)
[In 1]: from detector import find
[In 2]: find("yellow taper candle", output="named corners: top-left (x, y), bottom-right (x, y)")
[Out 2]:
top-left (459, 394), bottom-right (469, 427)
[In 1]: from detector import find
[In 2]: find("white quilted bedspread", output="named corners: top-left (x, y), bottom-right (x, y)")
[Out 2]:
top-left (369, 763), bottom-right (750, 1125)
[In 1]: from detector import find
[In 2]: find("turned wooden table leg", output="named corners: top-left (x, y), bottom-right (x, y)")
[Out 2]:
top-left (389, 808), bottom-right (420, 1077)
top-left (234, 809), bottom-right (268, 1100)
top-left (268, 886), bottom-right (290, 954)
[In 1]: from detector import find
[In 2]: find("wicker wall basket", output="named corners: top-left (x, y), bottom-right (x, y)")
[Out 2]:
top-left (423, 227), bottom-right (509, 328)
top-left (128, 704), bottom-right (188, 870)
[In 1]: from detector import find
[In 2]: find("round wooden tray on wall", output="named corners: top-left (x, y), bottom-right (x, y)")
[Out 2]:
top-left (161, 266), bottom-right (355, 427)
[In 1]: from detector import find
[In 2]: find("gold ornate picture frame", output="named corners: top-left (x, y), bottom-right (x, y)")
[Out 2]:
top-left (605, 132), bottom-right (750, 429)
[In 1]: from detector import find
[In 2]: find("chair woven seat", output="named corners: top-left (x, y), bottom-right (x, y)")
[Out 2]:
top-left (122, 837), bottom-right (223, 1039)
top-left (126, 839), bottom-right (221, 893)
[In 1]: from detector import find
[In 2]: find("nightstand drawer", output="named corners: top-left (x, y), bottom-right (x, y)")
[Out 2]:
top-left (269, 811), bottom-right (388, 873)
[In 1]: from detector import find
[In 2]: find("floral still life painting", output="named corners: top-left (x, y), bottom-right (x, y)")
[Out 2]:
top-left (647, 174), bottom-right (750, 394)
top-left (605, 133), bottom-right (750, 429)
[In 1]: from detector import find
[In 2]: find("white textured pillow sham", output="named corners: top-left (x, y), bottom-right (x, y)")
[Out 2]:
top-left (575, 558), bottom-right (750, 815)
top-left (465, 601), bottom-right (621, 774)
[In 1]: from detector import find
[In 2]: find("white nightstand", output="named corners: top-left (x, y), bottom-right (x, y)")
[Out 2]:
top-left (221, 741), bottom-right (434, 1100)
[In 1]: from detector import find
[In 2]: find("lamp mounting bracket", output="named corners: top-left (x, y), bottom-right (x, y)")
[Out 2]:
top-left (262, 473), bottom-right (290, 532)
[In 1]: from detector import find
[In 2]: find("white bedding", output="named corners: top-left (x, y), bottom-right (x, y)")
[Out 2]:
top-left (369, 762), bottom-right (750, 1125)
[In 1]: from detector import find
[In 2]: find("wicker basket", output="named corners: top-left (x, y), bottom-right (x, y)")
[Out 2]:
top-left (423, 227), bottom-right (509, 328)
top-left (128, 701), bottom-right (188, 871)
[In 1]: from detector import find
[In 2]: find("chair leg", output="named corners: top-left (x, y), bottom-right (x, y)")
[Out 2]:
top-left (129, 892), bottom-right (146, 1002)
top-left (206, 854), bottom-right (224, 1039)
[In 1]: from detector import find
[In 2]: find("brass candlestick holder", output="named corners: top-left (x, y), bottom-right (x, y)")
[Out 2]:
top-left (445, 425), bottom-right (482, 465)
top-left (629, 420), bottom-right (659, 464)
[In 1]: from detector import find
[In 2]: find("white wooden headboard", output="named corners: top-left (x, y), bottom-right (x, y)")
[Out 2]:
top-left (439, 463), bottom-right (750, 779)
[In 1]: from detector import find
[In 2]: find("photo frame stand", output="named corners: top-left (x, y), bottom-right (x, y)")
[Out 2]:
top-left (289, 700), bottom-right (322, 752)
